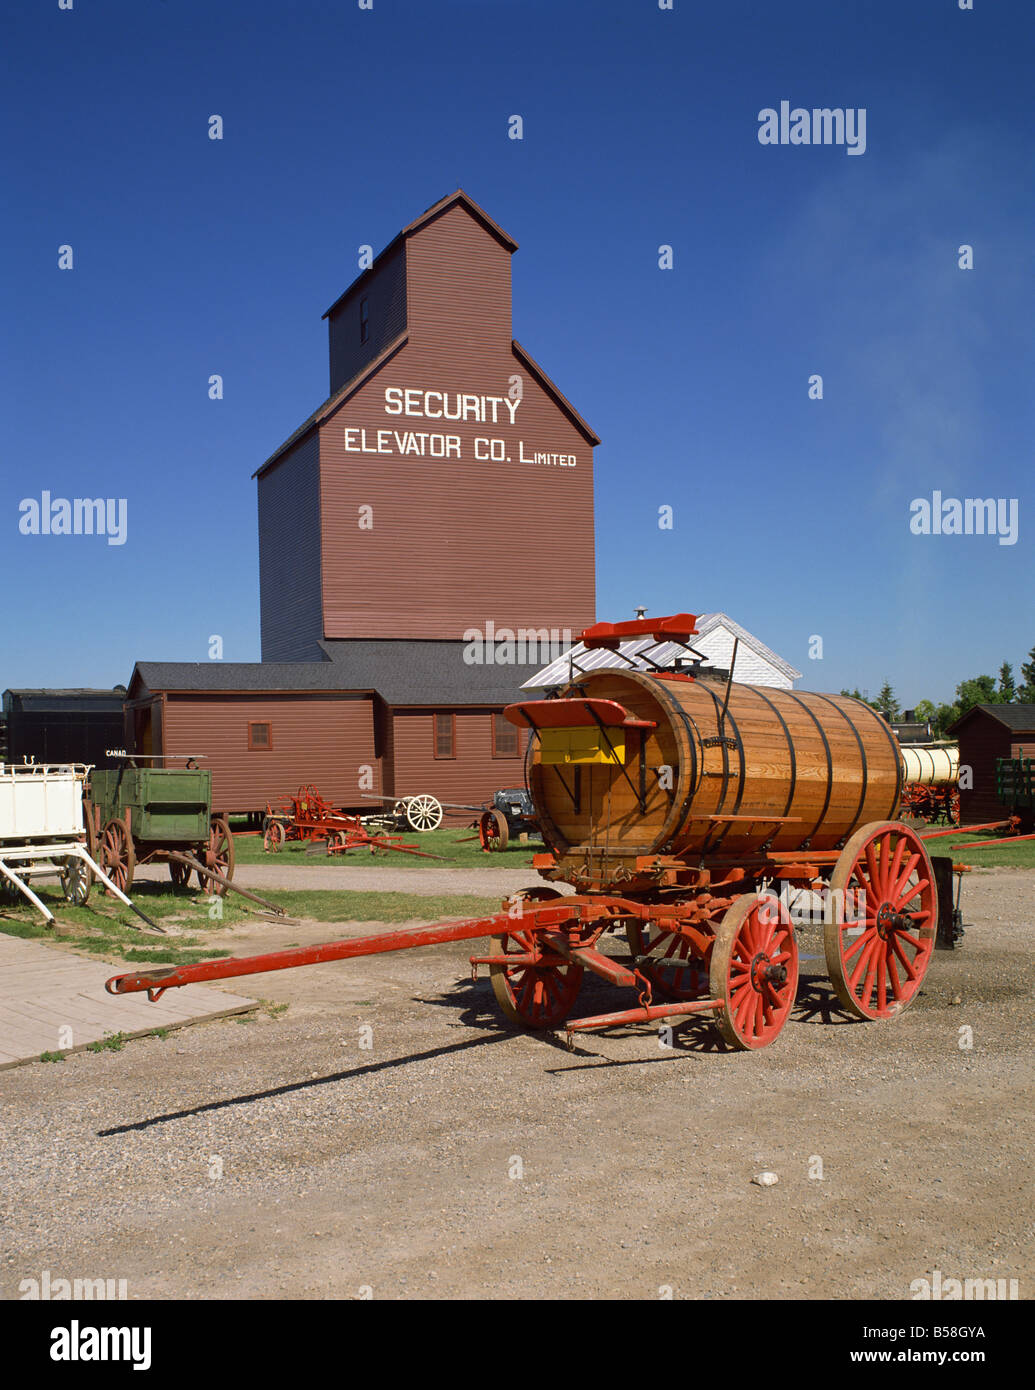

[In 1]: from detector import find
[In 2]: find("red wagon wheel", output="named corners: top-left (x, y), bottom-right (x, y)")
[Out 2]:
top-left (197, 816), bottom-right (235, 895)
top-left (82, 798), bottom-right (98, 861)
top-left (169, 858), bottom-right (191, 888)
top-left (263, 819), bottom-right (286, 854)
top-left (100, 820), bottom-right (135, 896)
top-left (709, 891), bottom-right (798, 1050)
top-left (626, 919), bottom-right (708, 1001)
top-left (479, 808), bottom-right (509, 852)
top-left (824, 820), bottom-right (936, 1021)
top-left (489, 887), bottom-right (582, 1029)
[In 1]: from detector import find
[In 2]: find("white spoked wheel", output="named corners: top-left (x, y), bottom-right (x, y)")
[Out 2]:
top-left (61, 856), bottom-right (92, 907)
top-left (404, 795), bottom-right (443, 832)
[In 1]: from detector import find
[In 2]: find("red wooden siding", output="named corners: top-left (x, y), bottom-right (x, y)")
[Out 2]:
top-left (405, 203), bottom-right (512, 354)
top-left (161, 693), bottom-right (381, 812)
top-left (259, 194), bottom-right (596, 648)
top-left (318, 200), bottom-right (594, 641)
top-left (318, 346), bottom-right (594, 639)
top-left (957, 718), bottom-right (1011, 822)
top-left (391, 708), bottom-right (527, 807)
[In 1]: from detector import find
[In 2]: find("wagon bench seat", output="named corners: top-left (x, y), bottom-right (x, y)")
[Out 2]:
top-left (502, 699), bottom-right (656, 731)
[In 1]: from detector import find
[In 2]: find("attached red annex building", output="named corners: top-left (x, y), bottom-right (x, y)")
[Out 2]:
top-left (128, 190), bottom-right (599, 813)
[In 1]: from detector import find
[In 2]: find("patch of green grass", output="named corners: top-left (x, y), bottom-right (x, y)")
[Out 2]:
top-left (230, 823), bottom-right (539, 870)
top-left (86, 1031), bottom-right (127, 1053)
top-left (0, 881), bottom-right (252, 963)
top-left (922, 829), bottom-right (1035, 869)
top-left (120, 947), bottom-right (224, 965)
top-left (39, 1050), bottom-right (66, 1063)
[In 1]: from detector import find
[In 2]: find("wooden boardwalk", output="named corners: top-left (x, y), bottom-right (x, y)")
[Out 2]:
top-left (0, 932), bottom-right (255, 1068)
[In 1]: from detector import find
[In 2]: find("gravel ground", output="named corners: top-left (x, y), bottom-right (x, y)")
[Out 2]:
top-left (0, 866), bottom-right (1031, 1301)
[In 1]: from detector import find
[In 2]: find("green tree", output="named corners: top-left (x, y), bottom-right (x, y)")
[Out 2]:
top-left (998, 662), bottom-right (1016, 702)
top-left (1019, 645), bottom-right (1035, 703)
top-left (875, 681), bottom-right (900, 721)
top-left (840, 688), bottom-right (877, 708)
top-left (933, 702), bottom-right (960, 737)
top-left (955, 675), bottom-right (999, 716)
top-left (912, 699), bottom-right (936, 727)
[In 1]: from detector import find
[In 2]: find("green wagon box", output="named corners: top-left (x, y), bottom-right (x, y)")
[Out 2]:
top-left (84, 761), bottom-right (234, 896)
top-left (89, 766), bottom-right (212, 843)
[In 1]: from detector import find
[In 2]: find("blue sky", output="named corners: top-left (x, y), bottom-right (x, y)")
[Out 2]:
top-left (2, 0), bottom-right (1031, 705)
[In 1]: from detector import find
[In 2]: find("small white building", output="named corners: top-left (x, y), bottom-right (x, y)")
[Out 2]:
top-left (522, 612), bottom-right (802, 692)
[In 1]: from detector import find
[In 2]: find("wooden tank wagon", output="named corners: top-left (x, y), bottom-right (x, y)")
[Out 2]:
top-left (105, 614), bottom-right (940, 1053)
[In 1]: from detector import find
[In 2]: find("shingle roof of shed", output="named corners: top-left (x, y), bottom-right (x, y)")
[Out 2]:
top-left (948, 703), bottom-right (1035, 734)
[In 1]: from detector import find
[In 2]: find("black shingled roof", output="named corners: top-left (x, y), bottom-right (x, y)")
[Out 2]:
top-left (948, 703), bottom-right (1035, 734)
top-left (132, 642), bottom-right (540, 708)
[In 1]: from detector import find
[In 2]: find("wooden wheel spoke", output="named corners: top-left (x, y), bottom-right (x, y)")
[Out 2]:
top-left (843, 926), bottom-right (876, 962)
top-left (848, 935), bottom-right (879, 990)
top-left (888, 853), bottom-right (921, 907)
top-left (886, 953), bottom-right (902, 999)
top-left (887, 835), bottom-right (908, 897)
top-left (890, 935), bottom-right (918, 979)
top-left (864, 840), bottom-right (882, 894)
top-left (753, 993), bottom-right (765, 1037)
top-left (733, 987), bottom-right (756, 1028)
top-left (859, 944), bottom-right (882, 1009)
top-left (895, 876), bottom-right (929, 911)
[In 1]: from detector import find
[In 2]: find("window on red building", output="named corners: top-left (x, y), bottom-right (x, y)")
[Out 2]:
top-left (434, 713), bottom-right (455, 759)
top-left (248, 721), bottom-right (272, 751)
top-left (491, 712), bottom-right (519, 759)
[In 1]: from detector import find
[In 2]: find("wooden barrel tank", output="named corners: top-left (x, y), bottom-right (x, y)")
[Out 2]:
top-left (901, 743), bottom-right (958, 787)
top-left (523, 670), bottom-right (903, 859)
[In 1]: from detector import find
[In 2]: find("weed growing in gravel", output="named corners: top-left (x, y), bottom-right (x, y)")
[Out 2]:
top-left (86, 1032), bottom-right (127, 1053)
top-left (39, 1051), bottom-right (66, 1063)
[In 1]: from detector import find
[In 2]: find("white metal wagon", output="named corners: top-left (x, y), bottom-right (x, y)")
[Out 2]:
top-left (0, 762), bottom-right (155, 926)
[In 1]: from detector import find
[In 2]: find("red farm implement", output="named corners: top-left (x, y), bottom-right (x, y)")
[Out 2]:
top-left (262, 785), bottom-right (443, 860)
